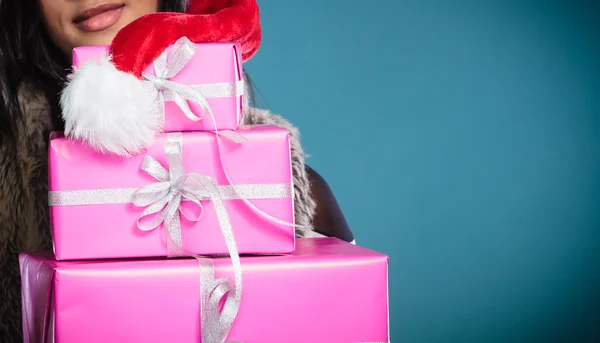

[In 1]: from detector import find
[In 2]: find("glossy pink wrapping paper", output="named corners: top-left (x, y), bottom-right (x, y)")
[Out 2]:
top-left (48, 125), bottom-right (295, 260)
top-left (72, 42), bottom-right (243, 132)
top-left (20, 238), bottom-right (390, 343)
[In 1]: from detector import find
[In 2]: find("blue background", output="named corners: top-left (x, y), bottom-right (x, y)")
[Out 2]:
top-left (246, 1), bottom-right (600, 342)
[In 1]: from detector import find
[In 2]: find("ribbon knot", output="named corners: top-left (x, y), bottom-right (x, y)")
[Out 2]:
top-left (169, 183), bottom-right (180, 196)
top-left (131, 139), bottom-right (206, 256)
top-left (142, 36), bottom-right (220, 123)
top-left (150, 76), bottom-right (169, 92)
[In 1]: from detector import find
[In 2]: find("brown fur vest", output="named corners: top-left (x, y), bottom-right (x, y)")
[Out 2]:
top-left (0, 81), bottom-right (318, 341)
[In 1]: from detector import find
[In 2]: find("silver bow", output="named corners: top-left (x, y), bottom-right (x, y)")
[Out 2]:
top-left (142, 37), bottom-right (244, 124)
top-left (131, 136), bottom-right (196, 256)
top-left (132, 133), bottom-right (242, 342)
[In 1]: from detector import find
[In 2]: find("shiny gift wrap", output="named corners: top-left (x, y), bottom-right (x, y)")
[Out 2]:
top-left (20, 238), bottom-right (390, 343)
top-left (48, 125), bottom-right (295, 260)
top-left (72, 39), bottom-right (244, 132)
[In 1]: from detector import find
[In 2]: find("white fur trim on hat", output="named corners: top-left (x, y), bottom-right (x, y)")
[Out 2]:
top-left (60, 55), bottom-right (161, 156)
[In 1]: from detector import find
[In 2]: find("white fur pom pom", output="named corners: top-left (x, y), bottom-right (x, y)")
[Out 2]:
top-left (60, 55), bottom-right (160, 156)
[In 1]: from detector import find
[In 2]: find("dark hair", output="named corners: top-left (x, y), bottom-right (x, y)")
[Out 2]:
top-left (0, 0), bottom-right (223, 140)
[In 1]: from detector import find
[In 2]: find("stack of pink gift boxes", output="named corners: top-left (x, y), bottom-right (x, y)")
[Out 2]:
top-left (19, 39), bottom-right (390, 343)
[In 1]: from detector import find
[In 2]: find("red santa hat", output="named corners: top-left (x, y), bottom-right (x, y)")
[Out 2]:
top-left (60, 0), bottom-right (261, 156)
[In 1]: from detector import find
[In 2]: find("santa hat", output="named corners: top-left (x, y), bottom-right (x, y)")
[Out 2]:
top-left (60, 0), bottom-right (261, 156)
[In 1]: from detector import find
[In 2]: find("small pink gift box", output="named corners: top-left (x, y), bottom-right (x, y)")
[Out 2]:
top-left (48, 125), bottom-right (295, 260)
top-left (72, 39), bottom-right (244, 132)
top-left (20, 238), bottom-right (390, 343)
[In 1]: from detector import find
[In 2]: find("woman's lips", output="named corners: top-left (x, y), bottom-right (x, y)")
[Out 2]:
top-left (73, 3), bottom-right (125, 32)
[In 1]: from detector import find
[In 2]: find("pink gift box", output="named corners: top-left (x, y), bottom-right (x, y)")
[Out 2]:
top-left (72, 41), bottom-right (244, 132)
top-left (48, 125), bottom-right (295, 260)
top-left (20, 238), bottom-right (390, 343)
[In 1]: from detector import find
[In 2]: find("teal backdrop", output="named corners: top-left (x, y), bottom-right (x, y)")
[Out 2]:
top-left (245, 1), bottom-right (600, 342)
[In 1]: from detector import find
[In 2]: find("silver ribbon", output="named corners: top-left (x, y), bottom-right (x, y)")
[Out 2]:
top-left (209, 124), bottom-right (314, 236)
top-left (131, 133), bottom-right (242, 341)
top-left (140, 35), bottom-right (308, 235)
top-left (48, 183), bottom-right (291, 206)
top-left (198, 257), bottom-right (242, 343)
top-left (142, 37), bottom-right (244, 124)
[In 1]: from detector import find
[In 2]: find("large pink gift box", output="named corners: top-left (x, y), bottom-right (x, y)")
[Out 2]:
top-left (72, 40), bottom-right (244, 132)
top-left (20, 238), bottom-right (390, 343)
top-left (48, 125), bottom-right (295, 260)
